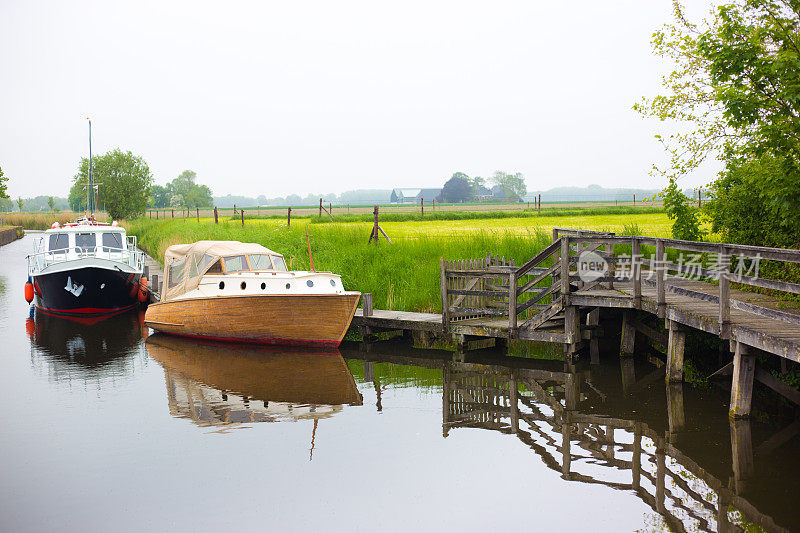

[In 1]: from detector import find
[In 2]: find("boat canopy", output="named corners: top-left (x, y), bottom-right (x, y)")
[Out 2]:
top-left (162, 240), bottom-right (284, 301)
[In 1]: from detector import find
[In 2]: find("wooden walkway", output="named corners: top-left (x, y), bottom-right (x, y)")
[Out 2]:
top-left (351, 227), bottom-right (800, 419)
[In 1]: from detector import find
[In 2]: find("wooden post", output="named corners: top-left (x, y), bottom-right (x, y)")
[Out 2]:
top-left (632, 423), bottom-right (642, 490)
top-left (606, 241), bottom-right (614, 289)
top-left (564, 305), bottom-right (578, 347)
top-left (587, 307), bottom-right (600, 364)
top-left (362, 293), bottom-right (373, 316)
top-left (329, 202), bottom-right (332, 215)
top-left (656, 239), bottom-right (666, 318)
top-left (538, 193), bottom-right (541, 214)
top-left (698, 190), bottom-right (702, 208)
top-left (151, 274), bottom-right (159, 296)
top-left (666, 320), bottom-right (686, 382)
top-left (729, 418), bottom-right (754, 494)
top-left (432, 199), bottom-right (435, 210)
top-left (420, 197), bottom-right (424, 216)
top-left (561, 411), bottom-right (571, 479)
top-left (560, 236), bottom-right (570, 303)
top-left (214, 206), bottom-right (218, 224)
top-left (655, 443), bottom-right (666, 513)
top-left (667, 383), bottom-right (686, 437)
top-left (730, 341), bottom-right (755, 418)
top-left (319, 198), bottom-right (323, 217)
top-left (241, 209), bottom-right (244, 227)
top-left (620, 311), bottom-right (635, 355)
top-left (719, 247), bottom-right (731, 339)
top-left (440, 258), bottom-right (449, 334)
top-left (287, 207), bottom-right (291, 227)
top-left (156, 210), bottom-right (158, 219)
top-left (508, 370), bottom-right (519, 434)
top-left (171, 209), bottom-right (174, 218)
top-left (508, 270), bottom-right (517, 337)
top-left (234, 204), bottom-right (237, 214)
top-left (143, 265), bottom-right (150, 279)
top-left (620, 356), bottom-right (636, 394)
top-left (196, 207), bottom-right (199, 222)
top-left (632, 237), bottom-right (641, 308)
top-left (633, 193), bottom-right (635, 205)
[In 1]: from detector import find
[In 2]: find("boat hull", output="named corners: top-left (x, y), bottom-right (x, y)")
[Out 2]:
top-left (144, 292), bottom-right (361, 348)
top-left (33, 266), bottom-right (142, 317)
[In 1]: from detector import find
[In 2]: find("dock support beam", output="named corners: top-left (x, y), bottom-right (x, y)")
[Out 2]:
top-left (666, 320), bottom-right (686, 382)
top-left (620, 311), bottom-right (635, 355)
top-left (666, 383), bottom-right (686, 440)
top-left (587, 308), bottom-right (600, 364)
top-left (730, 341), bottom-right (755, 418)
top-left (730, 418), bottom-right (754, 494)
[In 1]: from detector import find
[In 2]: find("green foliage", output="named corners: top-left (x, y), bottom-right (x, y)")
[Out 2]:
top-left (69, 149), bottom-right (153, 219)
top-left (662, 178), bottom-right (703, 241)
top-left (490, 171), bottom-right (526, 199)
top-left (707, 154), bottom-right (800, 247)
top-left (0, 165), bottom-right (8, 200)
top-left (441, 175), bottom-right (473, 203)
top-left (149, 170), bottom-right (213, 208)
top-left (636, 0), bottom-right (800, 246)
top-left (16, 197), bottom-right (23, 211)
top-left (47, 196), bottom-right (55, 211)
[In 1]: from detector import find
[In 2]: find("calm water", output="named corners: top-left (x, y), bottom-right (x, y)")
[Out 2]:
top-left (1, 234), bottom-right (798, 532)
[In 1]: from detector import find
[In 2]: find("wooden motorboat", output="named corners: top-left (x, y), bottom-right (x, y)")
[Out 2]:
top-left (144, 240), bottom-right (360, 347)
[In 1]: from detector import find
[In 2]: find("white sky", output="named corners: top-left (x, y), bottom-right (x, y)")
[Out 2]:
top-left (0, 0), bottom-right (716, 198)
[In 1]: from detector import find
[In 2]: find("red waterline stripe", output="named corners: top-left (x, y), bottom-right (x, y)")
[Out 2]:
top-left (158, 331), bottom-right (341, 349)
top-left (36, 304), bottom-right (137, 315)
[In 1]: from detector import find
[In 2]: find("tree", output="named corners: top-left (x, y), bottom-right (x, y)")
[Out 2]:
top-left (47, 196), bottom-right (55, 212)
top-left (441, 175), bottom-right (473, 203)
top-left (149, 185), bottom-right (170, 208)
top-left (468, 176), bottom-right (486, 190)
top-left (634, 0), bottom-right (800, 246)
top-left (0, 165), bottom-right (8, 200)
top-left (490, 171), bottom-right (527, 200)
top-left (16, 197), bottom-right (23, 211)
top-left (661, 178), bottom-right (703, 241)
top-left (70, 149), bottom-right (152, 219)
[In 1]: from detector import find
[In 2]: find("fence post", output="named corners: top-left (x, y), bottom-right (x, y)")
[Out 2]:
top-left (420, 197), bottom-right (424, 216)
top-left (656, 239), bottom-right (665, 318)
top-left (632, 237), bottom-right (641, 308)
top-left (171, 209), bottom-right (174, 218)
top-left (719, 246), bottom-right (731, 339)
top-left (561, 236), bottom-right (570, 304)
top-left (156, 210), bottom-right (158, 220)
top-left (287, 207), bottom-right (291, 227)
top-left (319, 198), bottom-right (323, 217)
top-left (440, 258), bottom-right (449, 334)
top-left (633, 193), bottom-right (636, 205)
top-left (196, 207), bottom-right (199, 223)
top-left (241, 209), bottom-right (245, 227)
top-left (362, 293), bottom-right (373, 316)
top-left (508, 270), bottom-right (517, 337)
top-left (214, 206), bottom-right (218, 224)
top-left (538, 194), bottom-right (541, 214)
top-left (606, 240), bottom-right (615, 289)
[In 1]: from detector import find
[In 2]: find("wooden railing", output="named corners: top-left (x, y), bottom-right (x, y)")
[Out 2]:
top-left (441, 228), bottom-right (800, 341)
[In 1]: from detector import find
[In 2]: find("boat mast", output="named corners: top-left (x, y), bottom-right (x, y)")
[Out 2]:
top-left (87, 118), bottom-right (94, 215)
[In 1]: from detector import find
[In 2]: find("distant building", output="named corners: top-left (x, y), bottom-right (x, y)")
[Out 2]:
top-left (390, 188), bottom-right (443, 203)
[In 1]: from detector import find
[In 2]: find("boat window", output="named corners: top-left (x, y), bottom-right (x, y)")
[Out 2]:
top-left (76, 232), bottom-right (97, 252)
top-left (206, 258), bottom-right (223, 274)
top-left (223, 255), bottom-right (247, 273)
top-left (48, 233), bottom-right (69, 252)
top-left (271, 256), bottom-right (288, 271)
top-left (168, 258), bottom-right (186, 288)
top-left (248, 254), bottom-right (274, 270)
top-left (102, 232), bottom-right (123, 251)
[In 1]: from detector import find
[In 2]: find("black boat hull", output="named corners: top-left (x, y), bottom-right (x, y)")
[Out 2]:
top-left (33, 266), bottom-right (143, 316)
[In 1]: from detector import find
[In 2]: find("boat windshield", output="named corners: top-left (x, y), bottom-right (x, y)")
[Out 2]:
top-left (248, 254), bottom-right (288, 271)
top-left (223, 255), bottom-right (247, 273)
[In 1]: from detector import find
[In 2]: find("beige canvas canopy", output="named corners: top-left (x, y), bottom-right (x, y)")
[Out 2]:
top-left (161, 240), bottom-right (283, 301)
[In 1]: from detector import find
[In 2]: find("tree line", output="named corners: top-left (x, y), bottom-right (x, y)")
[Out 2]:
top-left (440, 171), bottom-right (527, 203)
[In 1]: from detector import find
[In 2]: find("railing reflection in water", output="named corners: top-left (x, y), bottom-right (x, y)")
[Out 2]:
top-left (347, 344), bottom-right (797, 533)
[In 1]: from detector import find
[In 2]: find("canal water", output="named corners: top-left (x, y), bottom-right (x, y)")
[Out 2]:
top-left (1, 234), bottom-right (798, 532)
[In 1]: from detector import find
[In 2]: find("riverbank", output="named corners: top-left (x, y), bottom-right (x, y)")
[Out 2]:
top-left (0, 226), bottom-right (24, 246)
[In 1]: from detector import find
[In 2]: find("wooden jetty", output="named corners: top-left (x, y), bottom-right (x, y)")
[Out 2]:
top-left (352, 227), bottom-right (800, 419)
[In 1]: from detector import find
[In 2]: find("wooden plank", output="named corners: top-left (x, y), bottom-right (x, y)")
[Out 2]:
top-left (517, 239), bottom-right (561, 276)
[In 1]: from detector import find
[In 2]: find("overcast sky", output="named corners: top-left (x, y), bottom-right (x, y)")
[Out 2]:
top-left (0, 0), bottom-right (716, 198)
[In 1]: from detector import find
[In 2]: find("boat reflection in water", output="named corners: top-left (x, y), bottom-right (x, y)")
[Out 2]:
top-left (27, 309), bottom-right (147, 383)
top-left (146, 334), bottom-right (363, 431)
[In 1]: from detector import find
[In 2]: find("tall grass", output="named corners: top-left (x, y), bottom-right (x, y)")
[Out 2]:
top-left (124, 219), bottom-right (551, 313)
top-left (0, 212), bottom-right (108, 230)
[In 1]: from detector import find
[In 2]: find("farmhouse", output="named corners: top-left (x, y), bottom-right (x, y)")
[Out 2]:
top-left (390, 188), bottom-right (443, 203)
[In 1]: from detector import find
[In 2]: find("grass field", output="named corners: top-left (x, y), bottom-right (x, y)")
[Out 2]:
top-left (125, 209), bottom-right (677, 314)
